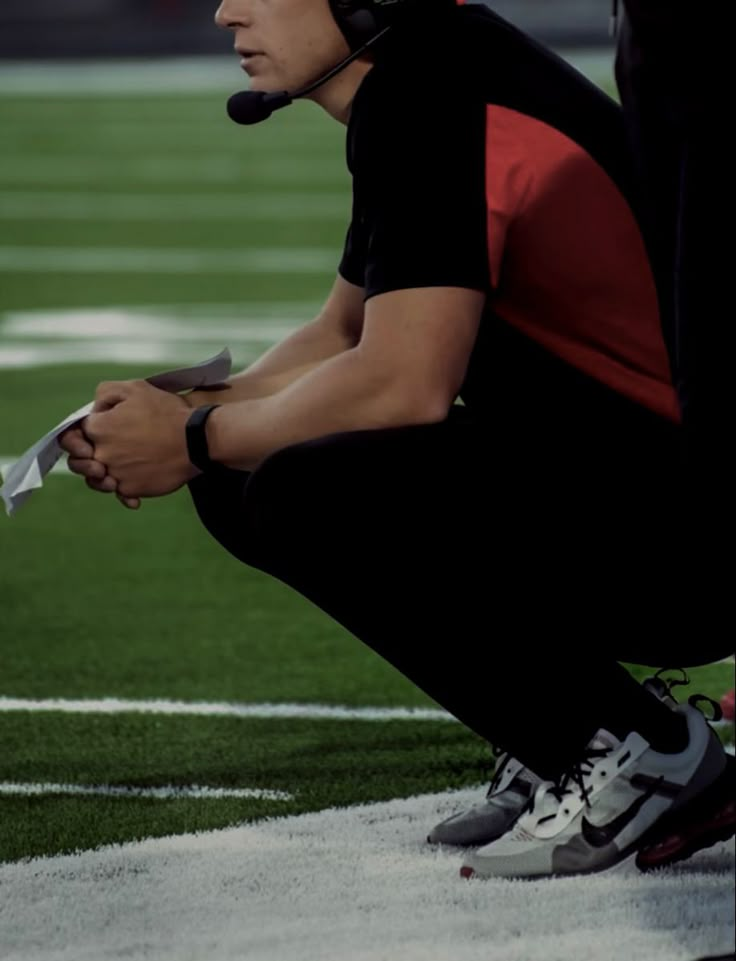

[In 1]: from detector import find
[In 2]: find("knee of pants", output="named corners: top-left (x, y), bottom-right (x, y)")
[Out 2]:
top-left (187, 469), bottom-right (262, 566)
top-left (242, 428), bottom-right (408, 564)
top-left (243, 438), bottom-right (333, 549)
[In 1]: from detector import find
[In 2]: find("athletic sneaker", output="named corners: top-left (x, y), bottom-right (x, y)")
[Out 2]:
top-left (427, 672), bottom-right (678, 848)
top-left (635, 753), bottom-right (735, 871)
top-left (460, 701), bottom-right (727, 879)
top-left (635, 687), bottom-right (735, 871)
top-left (427, 752), bottom-right (542, 846)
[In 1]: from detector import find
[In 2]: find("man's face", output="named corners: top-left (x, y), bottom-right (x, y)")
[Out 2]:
top-left (215, 0), bottom-right (351, 94)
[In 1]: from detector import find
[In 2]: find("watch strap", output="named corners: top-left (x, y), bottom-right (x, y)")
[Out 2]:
top-left (185, 404), bottom-right (222, 472)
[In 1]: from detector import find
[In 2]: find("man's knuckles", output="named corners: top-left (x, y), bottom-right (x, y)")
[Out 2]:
top-left (68, 457), bottom-right (105, 479)
top-left (85, 476), bottom-right (117, 494)
top-left (94, 379), bottom-right (135, 399)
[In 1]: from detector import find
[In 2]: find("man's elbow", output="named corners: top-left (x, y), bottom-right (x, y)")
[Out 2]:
top-left (397, 384), bottom-right (455, 426)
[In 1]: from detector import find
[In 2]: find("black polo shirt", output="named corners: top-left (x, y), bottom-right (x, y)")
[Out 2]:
top-left (338, 4), bottom-right (679, 423)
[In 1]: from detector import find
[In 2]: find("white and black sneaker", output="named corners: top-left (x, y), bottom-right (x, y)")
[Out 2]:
top-left (427, 671), bottom-right (680, 848)
top-left (427, 752), bottom-right (542, 846)
top-left (460, 700), bottom-right (728, 880)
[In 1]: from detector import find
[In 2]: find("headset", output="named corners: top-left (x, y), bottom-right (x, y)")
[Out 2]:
top-left (227, 0), bottom-right (455, 125)
top-left (330, 0), bottom-right (417, 53)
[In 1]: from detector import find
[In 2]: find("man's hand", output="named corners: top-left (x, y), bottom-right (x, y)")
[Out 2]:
top-left (59, 424), bottom-right (141, 511)
top-left (82, 380), bottom-right (198, 499)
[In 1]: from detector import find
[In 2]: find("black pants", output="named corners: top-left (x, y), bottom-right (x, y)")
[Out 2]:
top-left (188, 322), bottom-right (731, 781)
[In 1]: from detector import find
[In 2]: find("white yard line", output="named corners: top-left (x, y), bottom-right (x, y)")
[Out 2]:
top-left (0, 246), bottom-right (336, 273)
top-left (0, 458), bottom-right (71, 479)
top-left (0, 697), bottom-right (453, 722)
top-left (0, 191), bottom-right (348, 221)
top-left (0, 341), bottom-right (253, 369)
top-left (0, 789), bottom-right (731, 961)
top-left (1, 127), bottom-right (337, 148)
top-left (1, 307), bottom-right (303, 340)
top-left (2, 302), bottom-right (317, 323)
top-left (0, 782), bottom-right (291, 801)
top-left (0, 695), bottom-right (730, 728)
top-left (0, 303), bottom-right (305, 369)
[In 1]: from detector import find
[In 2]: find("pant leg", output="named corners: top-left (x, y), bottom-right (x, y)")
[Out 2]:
top-left (188, 366), bottom-right (726, 781)
top-left (189, 466), bottom-right (255, 565)
top-left (189, 412), bottom-right (602, 779)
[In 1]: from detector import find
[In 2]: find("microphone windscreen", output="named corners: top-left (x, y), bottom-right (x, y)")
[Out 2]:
top-left (226, 90), bottom-right (293, 125)
top-left (227, 91), bottom-right (273, 125)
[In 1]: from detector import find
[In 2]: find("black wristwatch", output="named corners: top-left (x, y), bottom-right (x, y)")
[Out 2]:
top-left (185, 404), bottom-right (222, 473)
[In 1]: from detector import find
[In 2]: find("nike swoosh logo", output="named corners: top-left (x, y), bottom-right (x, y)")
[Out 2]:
top-left (581, 776), bottom-right (665, 848)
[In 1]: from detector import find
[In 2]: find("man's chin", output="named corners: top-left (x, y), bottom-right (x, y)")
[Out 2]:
top-left (246, 75), bottom-right (286, 95)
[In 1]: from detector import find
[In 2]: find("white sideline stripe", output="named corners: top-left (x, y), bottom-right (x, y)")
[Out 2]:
top-left (0, 192), bottom-right (348, 221)
top-left (0, 790), bottom-right (732, 961)
top-left (0, 782), bottom-right (292, 801)
top-left (0, 246), bottom-right (336, 274)
top-left (0, 697), bottom-right (453, 722)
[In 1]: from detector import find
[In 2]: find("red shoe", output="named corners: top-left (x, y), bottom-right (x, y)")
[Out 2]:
top-left (636, 754), bottom-right (735, 871)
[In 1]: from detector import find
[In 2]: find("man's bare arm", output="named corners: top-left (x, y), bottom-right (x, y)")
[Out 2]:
top-left (57, 275), bottom-right (364, 508)
top-left (204, 286), bottom-right (484, 471)
top-left (185, 275), bottom-right (365, 408)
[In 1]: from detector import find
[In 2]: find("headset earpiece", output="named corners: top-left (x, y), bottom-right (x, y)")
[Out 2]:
top-left (329, 0), bottom-right (408, 51)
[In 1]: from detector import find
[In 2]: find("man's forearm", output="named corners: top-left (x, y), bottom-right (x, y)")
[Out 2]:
top-left (204, 347), bottom-right (443, 471)
top-left (185, 315), bottom-right (354, 408)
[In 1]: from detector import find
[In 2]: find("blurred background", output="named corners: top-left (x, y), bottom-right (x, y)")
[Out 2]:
top-left (1, 0), bottom-right (613, 58)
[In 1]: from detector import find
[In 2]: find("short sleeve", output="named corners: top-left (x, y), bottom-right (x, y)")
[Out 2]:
top-left (338, 222), bottom-right (365, 288)
top-left (349, 80), bottom-right (491, 301)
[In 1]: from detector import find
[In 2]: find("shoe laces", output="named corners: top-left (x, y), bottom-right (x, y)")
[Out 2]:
top-left (645, 666), bottom-right (723, 721)
top-left (688, 693), bottom-right (723, 722)
top-left (487, 747), bottom-right (511, 796)
top-left (531, 745), bottom-right (613, 821)
top-left (487, 746), bottom-right (539, 799)
top-left (554, 746), bottom-right (611, 809)
top-left (644, 667), bottom-right (691, 701)
top-left (526, 742), bottom-right (614, 825)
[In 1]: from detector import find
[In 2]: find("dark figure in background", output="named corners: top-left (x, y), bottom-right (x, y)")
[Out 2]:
top-left (614, 0), bottom-right (729, 489)
top-left (613, 0), bottom-right (734, 885)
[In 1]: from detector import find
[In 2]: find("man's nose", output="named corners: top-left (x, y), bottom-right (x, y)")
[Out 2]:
top-left (214, 1), bottom-right (248, 30)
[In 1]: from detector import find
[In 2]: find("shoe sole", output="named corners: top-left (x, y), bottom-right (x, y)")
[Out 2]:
top-left (636, 754), bottom-right (735, 871)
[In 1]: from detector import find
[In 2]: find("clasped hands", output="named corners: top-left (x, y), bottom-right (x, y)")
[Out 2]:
top-left (58, 380), bottom-right (200, 511)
